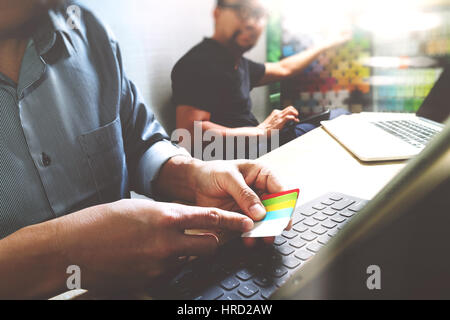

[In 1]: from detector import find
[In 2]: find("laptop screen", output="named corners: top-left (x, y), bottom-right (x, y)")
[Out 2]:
top-left (417, 65), bottom-right (450, 123)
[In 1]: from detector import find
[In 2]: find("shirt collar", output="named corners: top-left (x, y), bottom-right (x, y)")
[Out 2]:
top-left (32, 9), bottom-right (76, 58)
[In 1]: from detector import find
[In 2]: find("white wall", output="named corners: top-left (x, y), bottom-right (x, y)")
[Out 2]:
top-left (78, 0), bottom-right (269, 133)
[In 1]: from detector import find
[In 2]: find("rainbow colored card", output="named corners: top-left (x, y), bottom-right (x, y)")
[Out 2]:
top-left (242, 189), bottom-right (300, 238)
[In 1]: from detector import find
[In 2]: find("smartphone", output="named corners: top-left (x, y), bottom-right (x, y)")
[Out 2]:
top-left (285, 109), bottom-right (331, 128)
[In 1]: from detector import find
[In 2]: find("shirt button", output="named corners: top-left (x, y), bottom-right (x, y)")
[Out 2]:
top-left (41, 152), bottom-right (52, 167)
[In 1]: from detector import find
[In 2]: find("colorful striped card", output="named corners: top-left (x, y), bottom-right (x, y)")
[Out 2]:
top-left (242, 189), bottom-right (300, 238)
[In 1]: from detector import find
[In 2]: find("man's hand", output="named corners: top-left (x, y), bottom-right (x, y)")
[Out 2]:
top-left (257, 106), bottom-right (300, 133)
top-left (53, 200), bottom-right (254, 294)
top-left (156, 157), bottom-right (293, 246)
top-left (188, 159), bottom-right (292, 246)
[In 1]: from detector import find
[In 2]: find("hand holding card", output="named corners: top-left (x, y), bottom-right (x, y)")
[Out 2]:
top-left (242, 189), bottom-right (300, 238)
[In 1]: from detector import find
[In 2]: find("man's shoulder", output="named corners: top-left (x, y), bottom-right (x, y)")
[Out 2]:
top-left (172, 39), bottom-right (221, 78)
top-left (51, 4), bottom-right (119, 51)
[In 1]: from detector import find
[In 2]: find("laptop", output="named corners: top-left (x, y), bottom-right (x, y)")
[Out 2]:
top-left (320, 66), bottom-right (450, 162)
top-left (149, 117), bottom-right (450, 300)
top-left (273, 116), bottom-right (450, 299)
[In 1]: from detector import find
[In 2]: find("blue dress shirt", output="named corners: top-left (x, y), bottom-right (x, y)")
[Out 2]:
top-left (0, 7), bottom-right (187, 239)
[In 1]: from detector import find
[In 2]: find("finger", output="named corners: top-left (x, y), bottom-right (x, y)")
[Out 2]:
top-left (263, 236), bottom-right (275, 245)
top-left (176, 233), bottom-right (220, 257)
top-left (221, 171), bottom-right (267, 221)
top-left (282, 106), bottom-right (299, 117)
top-left (176, 207), bottom-right (254, 232)
top-left (281, 115), bottom-right (299, 127)
top-left (253, 166), bottom-right (284, 195)
top-left (238, 162), bottom-right (285, 195)
top-left (285, 219), bottom-right (293, 231)
top-left (242, 237), bottom-right (257, 248)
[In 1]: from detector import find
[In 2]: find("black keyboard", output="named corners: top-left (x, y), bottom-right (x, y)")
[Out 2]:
top-left (372, 120), bottom-right (440, 148)
top-left (150, 192), bottom-right (368, 300)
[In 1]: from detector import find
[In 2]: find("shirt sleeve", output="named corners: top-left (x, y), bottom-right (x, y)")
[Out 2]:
top-left (171, 60), bottom-right (221, 114)
top-left (114, 42), bottom-right (191, 199)
top-left (248, 59), bottom-right (266, 89)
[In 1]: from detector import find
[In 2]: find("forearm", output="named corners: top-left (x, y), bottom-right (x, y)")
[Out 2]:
top-left (0, 220), bottom-right (68, 299)
top-left (278, 44), bottom-right (328, 77)
top-left (201, 121), bottom-right (265, 137)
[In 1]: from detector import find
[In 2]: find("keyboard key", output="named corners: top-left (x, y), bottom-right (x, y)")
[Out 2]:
top-left (340, 210), bottom-right (355, 218)
top-left (274, 237), bottom-right (287, 246)
top-left (289, 238), bottom-right (307, 249)
top-left (348, 201), bottom-right (366, 212)
top-left (307, 242), bottom-right (323, 253)
top-left (282, 230), bottom-right (298, 239)
top-left (253, 276), bottom-right (273, 287)
top-left (318, 235), bottom-right (330, 245)
top-left (272, 267), bottom-right (288, 278)
top-left (331, 216), bottom-right (346, 223)
top-left (312, 204), bottom-right (327, 210)
top-left (329, 195), bottom-right (343, 201)
top-left (303, 218), bottom-right (318, 227)
top-left (221, 293), bottom-right (242, 300)
top-left (260, 285), bottom-right (277, 299)
top-left (331, 199), bottom-right (355, 211)
top-left (269, 253), bottom-right (282, 263)
top-left (321, 199), bottom-right (335, 206)
top-left (275, 273), bottom-right (291, 288)
top-left (292, 215), bottom-right (305, 225)
top-left (220, 277), bottom-right (240, 291)
top-left (311, 226), bottom-right (328, 235)
top-left (236, 269), bottom-right (254, 281)
top-left (295, 250), bottom-right (313, 261)
top-left (300, 231), bottom-right (317, 242)
top-left (238, 284), bottom-right (259, 298)
top-left (300, 208), bottom-right (317, 217)
top-left (313, 214), bottom-right (328, 221)
top-left (282, 256), bottom-right (302, 269)
top-left (293, 225), bottom-right (308, 233)
top-left (277, 246), bottom-right (294, 256)
top-left (196, 287), bottom-right (224, 300)
top-left (328, 229), bottom-right (339, 237)
top-left (322, 208), bottom-right (337, 216)
top-left (321, 221), bottom-right (337, 229)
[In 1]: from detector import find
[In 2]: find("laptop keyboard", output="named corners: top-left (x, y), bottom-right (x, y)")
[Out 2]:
top-left (150, 192), bottom-right (368, 300)
top-left (372, 120), bottom-right (440, 148)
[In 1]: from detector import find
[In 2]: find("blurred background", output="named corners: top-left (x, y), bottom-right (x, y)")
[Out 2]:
top-left (79, 0), bottom-right (450, 132)
top-left (267, 0), bottom-right (450, 117)
top-left (78, 0), bottom-right (268, 133)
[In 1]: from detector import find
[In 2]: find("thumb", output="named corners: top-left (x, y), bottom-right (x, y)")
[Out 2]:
top-left (222, 171), bottom-right (266, 221)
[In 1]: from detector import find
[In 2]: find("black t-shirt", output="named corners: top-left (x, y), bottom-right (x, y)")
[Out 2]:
top-left (171, 38), bottom-right (266, 128)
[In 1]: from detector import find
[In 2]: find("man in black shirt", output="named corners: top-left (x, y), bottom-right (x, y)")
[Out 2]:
top-left (172, 0), bottom-right (350, 158)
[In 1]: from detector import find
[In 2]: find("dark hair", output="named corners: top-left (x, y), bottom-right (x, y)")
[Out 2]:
top-left (217, 0), bottom-right (252, 7)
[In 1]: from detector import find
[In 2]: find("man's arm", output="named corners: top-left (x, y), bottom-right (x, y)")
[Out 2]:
top-left (0, 218), bottom-right (67, 299)
top-left (258, 45), bottom-right (328, 86)
top-left (0, 197), bottom-right (254, 299)
top-left (176, 105), bottom-right (299, 150)
top-left (176, 105), bottom-right (266, 139)
top-left (256, 32), bottom-right (352, 86)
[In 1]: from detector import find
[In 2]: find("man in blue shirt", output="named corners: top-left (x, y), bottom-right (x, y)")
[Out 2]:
top-left (0, 1), bottom-right (286, 298)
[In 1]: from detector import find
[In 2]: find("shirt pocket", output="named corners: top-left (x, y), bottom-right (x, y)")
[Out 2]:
top-left (78, 117), bottom-right (128, 203)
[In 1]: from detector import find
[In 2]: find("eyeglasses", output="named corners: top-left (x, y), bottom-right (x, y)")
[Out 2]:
top-left (219, 3), bottom-right (268, 22)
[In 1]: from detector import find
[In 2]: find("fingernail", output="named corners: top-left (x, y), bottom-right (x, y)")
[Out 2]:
top-left (242, 219), bottom-right (254, 232)
top-left (249, 203), bottom-right (266, 220)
